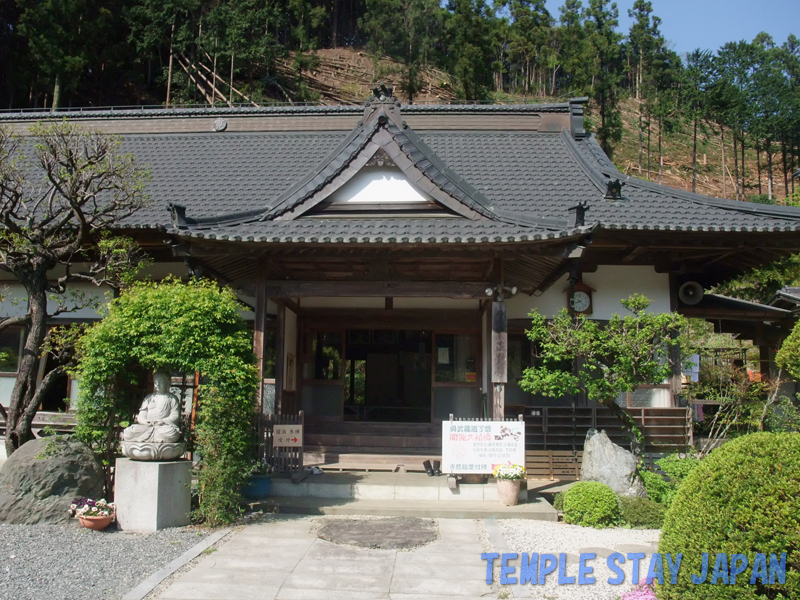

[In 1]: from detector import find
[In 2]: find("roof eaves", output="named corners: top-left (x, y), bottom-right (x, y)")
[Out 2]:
top-left (576, 136), bottom-right (800, 222)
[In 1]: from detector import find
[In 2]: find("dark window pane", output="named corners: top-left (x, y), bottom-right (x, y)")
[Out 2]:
top-left (435, 334), bottom-right (476, 383)
top-left (0, 327), bottom-right (22, 373)
top-left (310, 332), bottom-right (342, 381)
top-left (263, 329), bottom-right (277, 379)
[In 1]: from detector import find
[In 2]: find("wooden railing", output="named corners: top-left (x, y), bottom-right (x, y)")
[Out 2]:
top-left (517, 406), bottom-right (693, 480)
top-left (0, 411), bottom-right (76, 438)
top-left (254, 411), bottom-right (304, 475)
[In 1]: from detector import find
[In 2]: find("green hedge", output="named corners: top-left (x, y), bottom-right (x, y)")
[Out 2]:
top-left (619, 496), bottom-right (665, 529)
top-left (657, 433), bottom-right (800, 600)
top-left (563, 481), bottom-right (621, 528)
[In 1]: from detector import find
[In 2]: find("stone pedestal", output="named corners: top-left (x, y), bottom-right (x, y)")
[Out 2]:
top-left (115, 458), bottom-right (191, 531)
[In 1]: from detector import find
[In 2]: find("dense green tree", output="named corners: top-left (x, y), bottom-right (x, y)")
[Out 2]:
top-left (444, 0), bottom-right (496, 101)
top-left (503, 0), bottom-right (553, 96)
top-left (584, 0), bottom-right (624, 156)
top-left (681, 49), bottom-right (714, 193)
top-left (361, 0), bottom-right (442, 101)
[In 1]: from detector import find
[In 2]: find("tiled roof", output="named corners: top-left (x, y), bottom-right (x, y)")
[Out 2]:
top-left (170, 218), bottom-right (591, 244)
top-left (85, 105), bottom-right (800, 241)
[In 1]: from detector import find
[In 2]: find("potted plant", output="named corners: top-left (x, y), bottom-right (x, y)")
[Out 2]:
top-left (493, 463), bottom-right (526, 506)
top-left (70, 498), bottom-right (115, 530)
top-left (241, 458), bottom-right (273, 499)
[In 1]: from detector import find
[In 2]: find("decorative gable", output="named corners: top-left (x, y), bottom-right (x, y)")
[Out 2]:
top-left (265, 85), bottom-right (497, 222)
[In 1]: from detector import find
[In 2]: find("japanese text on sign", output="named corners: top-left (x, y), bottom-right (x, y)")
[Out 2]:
top-left (273, 424), bottom-right (303, 447)
top-left (441, 420), bottom-right (525, 474)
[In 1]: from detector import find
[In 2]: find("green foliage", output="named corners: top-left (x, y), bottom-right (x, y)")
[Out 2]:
top-left (763, 396), bottom-right (800, 433)
top-left (656, 453), bottom-right (700, 483)
top-left (361, 0), bottom-right (442, 102)
top-left (72, 277), bottom-right (258, 525)
top-left (641, 454), bottom-right (701, 507)
top-left (776, 319), bottom-right (800, 382)
top-left (520, 294), bottom-right (685, 453)
top-left (640, 469), bottom-right (671, 504)
top-left (619, 496), bottom-right (665, 529)
top-left (563, 481), bottom-right (621, 528)
top-left (552, 490), bottom-right (565, 511)
top-left (658, 433), bottom-right (800, 599)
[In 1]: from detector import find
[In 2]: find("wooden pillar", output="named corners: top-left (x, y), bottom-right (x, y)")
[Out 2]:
top-left (491, 301), bottom-right (508, 420)
top-left (275, 303), bottom-right (286, 415)
top-left (760, 345), bottom-right (774, 380)
top-left (253, 272), bottom-right (267, 411)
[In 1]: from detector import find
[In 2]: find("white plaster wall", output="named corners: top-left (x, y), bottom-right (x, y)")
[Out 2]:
top-left (284, 308), bottom-right (298, 391)
top-left (0, 377), bottom-right (15, 410)
top-left (0, 282), bottom-right (113, 319)
top-left (327, 168), bottom-right (432, 204)
top-left (506, 266), bottom-right (671, 320)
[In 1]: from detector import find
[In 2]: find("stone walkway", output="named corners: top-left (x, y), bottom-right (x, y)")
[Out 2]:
top-left (155, 516), bottom-right (494, 600)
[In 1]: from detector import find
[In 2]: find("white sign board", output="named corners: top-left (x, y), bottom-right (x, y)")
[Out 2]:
top-left (441, 420), bottom-right (525, 474)
top-left (273, 424), bottom-right (303, 447)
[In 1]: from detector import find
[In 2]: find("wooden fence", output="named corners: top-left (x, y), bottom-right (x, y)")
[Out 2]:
top-left (521, 406), bottom-right (693, 480)
top-left (255, 411), bottom-right (304, 475)
top-left (0, 411), bottom-right (77, 439)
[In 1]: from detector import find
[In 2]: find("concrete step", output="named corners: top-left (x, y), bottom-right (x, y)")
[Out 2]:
top-left (248, 495), bottom-right (558, 520)
top-left (304, 433), bottom-right (441, 449)
top-left (304, 451), bottom-right (441, 473)
top-left (269, 472), bottom-right (528, 503)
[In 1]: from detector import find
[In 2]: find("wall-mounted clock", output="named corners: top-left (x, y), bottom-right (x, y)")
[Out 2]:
top-left (565, 281), bottom-right (595, 315)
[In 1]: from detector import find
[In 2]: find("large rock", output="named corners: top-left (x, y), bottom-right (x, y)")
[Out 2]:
top-left (0, 435), bottom-right (104, 524)
top-left (580, 428), bottom-right (646, 498)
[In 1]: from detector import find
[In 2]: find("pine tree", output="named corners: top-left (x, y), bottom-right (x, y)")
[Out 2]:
top-left (585, 0), bottom-right (624, 156)
top-left (361, 0), bottom-right (442, 102)
top-left (445, 0), bottom-right (496, 101)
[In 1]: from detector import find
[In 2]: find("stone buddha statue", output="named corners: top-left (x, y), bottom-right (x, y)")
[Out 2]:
top-left (121, 371), bottom-right (186, 461)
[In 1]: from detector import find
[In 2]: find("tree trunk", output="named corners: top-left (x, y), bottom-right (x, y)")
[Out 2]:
top-left (51, 75), bottom-right (61, 112)
top-left (781, 138), bottom-right (788, 199)
top-left (733, 131), bottom-right (740, 200)
top-left (606, 401), bottom-right (644, 458)
top-left (757, 145), bottom-right (763, 196)
top-left (767, 141), bottom-right (774, 201)
top-left (658, 114), bottom-right (663, 184)
top-left (721, 124), bottom-right (726, 199)
top-left (646, 113), bottom-right (651, 180)
top-left (741, 129), bottom-right (746, 199)
top-left (166, 20), bottom-right (175, 107)
top-left (692, 117), bottom-right (698, 193)
top-left (638, 103), bottom-right (643, 176)
top-left (229, 53), bottom-right (234, 106)
top-left (5, 286), bottom-right (48, 456)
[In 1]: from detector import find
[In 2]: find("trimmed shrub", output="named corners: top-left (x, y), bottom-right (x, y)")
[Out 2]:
top-left (641, 454), bottom-right (701, 507)
top-left (552, 491), bottom-right (565, 511)
top-left (641, 469), bottom-right (671, 504)
top-left (563, 482), bottom-right (621, 528)
top-left (619, 496), bottom-right (666, 529)
top-left (657, 433), bottom-right (800, 600)
top-left (656, 454), bottom-right (700, 483)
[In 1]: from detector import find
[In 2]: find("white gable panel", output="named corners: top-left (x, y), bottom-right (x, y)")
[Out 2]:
top-left (327, 167), bottom-right (432, 204)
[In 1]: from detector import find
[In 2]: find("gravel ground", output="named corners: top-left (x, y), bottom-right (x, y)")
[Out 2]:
top-left (498, 519), bottom-right (660, 600)
top-left (0, 522), bottom-right (208, 600)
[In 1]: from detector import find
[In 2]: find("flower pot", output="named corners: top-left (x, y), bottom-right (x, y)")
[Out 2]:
top-left (497, 479), bottom-right (522, 506)
top-left (79, 515), bottom-right (114, 530)
top-left (242, 474), bottom-right (272, 499)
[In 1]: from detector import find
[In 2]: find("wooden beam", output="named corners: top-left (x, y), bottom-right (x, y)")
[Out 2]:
top-left (621, 246), bottom-right (648, 262)
top-left (274, 296), bottom-right (303, 315)
top-left (492, 301), bottom-right (508, 419)
top-left (265, 280), bottom-right (493, 298)
top-left (253, 270), bottom-right (267, 411)
top-left (275, 303), bottom-right (285, 415)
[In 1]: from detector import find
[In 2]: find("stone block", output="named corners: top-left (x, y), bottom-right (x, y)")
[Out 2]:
top-left (115, 458), bottom-right (191, 531)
